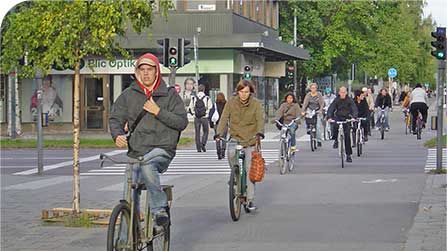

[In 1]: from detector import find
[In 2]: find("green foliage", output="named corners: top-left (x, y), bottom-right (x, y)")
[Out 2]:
top-left (279, 0), bottom-right (436, 84)
top-left (424, 135), bottom-right (447, 148)
top-left (1, 0), bottom-right (172, 77)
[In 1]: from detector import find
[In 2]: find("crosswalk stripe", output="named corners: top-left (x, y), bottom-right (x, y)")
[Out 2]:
top-left (81, 149), bottom-right (278, 176)
top-left (424, 148), bottom-right (446, 173)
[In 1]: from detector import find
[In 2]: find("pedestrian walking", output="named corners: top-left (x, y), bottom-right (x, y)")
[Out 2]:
top-left (188, 84), bottom-right (213, 152)
top-left (209, 92), bottom-right (227, 159)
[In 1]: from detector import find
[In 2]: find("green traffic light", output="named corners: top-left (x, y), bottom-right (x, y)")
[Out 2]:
top-left (169, 57), bottom-right (177, 66)
top-left (243, 73), bottom-right (251, 80)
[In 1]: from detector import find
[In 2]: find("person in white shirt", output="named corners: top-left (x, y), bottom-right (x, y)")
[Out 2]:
top-left (409, 83), bottom-right (429, 133)
top-left (188, 84), bottom-right (213, 152)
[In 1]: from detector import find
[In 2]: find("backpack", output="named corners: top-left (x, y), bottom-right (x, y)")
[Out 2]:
top-left (194, 96), bottom-right (207, 118)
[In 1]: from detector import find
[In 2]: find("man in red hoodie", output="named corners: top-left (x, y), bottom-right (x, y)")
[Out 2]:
top-left (109, 53), bottom-right (188, 225)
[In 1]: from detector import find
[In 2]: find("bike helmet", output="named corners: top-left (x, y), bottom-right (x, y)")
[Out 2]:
top-left (325, 87), bottom-right (332, 94)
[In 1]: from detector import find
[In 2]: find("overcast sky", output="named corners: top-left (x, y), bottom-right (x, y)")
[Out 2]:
top-left (424, 0), bottom-right (447, 27)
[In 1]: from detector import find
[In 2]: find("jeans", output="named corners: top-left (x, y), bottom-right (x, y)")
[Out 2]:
top-left (194, 117), bottom-right (209, 151)
top-left (306, 114), bottom-right (323, 143)
top-left (227, 141), bottom-right (256, 201)
top-left (289, 122), bottom-right (298, 147)
top-left (124, 148), bottom-right (173, 213)
top-left (376, 107), bottom-right (390, 129)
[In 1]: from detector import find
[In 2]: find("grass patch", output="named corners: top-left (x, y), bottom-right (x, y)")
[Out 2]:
top-left (1, 137), bottom-right (194, 149)
top-left (63, 213), bottom-right (93, 228)
top-left (428, 168), bottom-right (447, 174)
top-left (424, 135), bottom-right (447, 148)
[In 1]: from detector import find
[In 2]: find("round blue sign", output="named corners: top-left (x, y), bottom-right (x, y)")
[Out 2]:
top-left (388, 68), bottom-right (397, 78)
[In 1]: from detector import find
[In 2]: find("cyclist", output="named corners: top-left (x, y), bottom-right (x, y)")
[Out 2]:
top-left (275, 92), bottom-right (301, 152)
top-left (109, 53), bottom-right (188, 225)
top-left (327, 86), bottom-right (358, 163)
top-left (354, 90), bottom-right (369, 142)
top-left (302, 83), bottom-right (325, 147)
top-left (374, 88), bottom-right (392, 131)
top-left (409, 83), bottom-right (429, 134)
top-left (215, 79), bottom-right (264, 211)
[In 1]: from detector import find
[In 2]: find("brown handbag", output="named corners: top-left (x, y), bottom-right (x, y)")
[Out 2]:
top-left (249, 140), bottom-right (265, 183)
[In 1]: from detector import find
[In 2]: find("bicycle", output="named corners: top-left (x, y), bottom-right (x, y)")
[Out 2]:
top-left (322, 110), bottom-right (332, 141)
top-left (330, 119), bottom-right (355, 168)
top-left (275, 118), bottom-right (299, 175)
top-left (403, 108), bottom-right (412, 135)
top-left (414, 110), bottom-right (423, 140)
top-left (376, 108), bottom-right (388, 140)
top-left (352, 118), bottom-right (367, 157)
top-left (101, 154), bottom-right (172, 251)
top-left (305, 109), bottom-right (319, 152)
top-left (223, 138), bottom-right (260, 221)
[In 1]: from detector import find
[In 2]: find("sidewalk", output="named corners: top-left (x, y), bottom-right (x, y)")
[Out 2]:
top-left (403, 174), bottom-right (446, 251)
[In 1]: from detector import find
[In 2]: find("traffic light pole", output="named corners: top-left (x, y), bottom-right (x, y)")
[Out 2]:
top-left (293, 14), bottom-right (298, 98)
top-left (436, 60), bottom-right (445, 173)
top-left (168, 67), bottom-right (177, 87)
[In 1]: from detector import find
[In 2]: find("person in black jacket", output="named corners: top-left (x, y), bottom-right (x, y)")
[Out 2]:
top-left (354, 90), bottom-right (370, 142)
top-left (374, 88), bottom-right (392, 130)
top-left (327, 86), bottom-right (358, 163)
top-left (210, 92), bottom-right (227, 159)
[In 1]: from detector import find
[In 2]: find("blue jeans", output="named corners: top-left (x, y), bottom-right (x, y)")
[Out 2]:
top-left (289, 122), bottom-right (298, 147)
top-left (124, 148), bottom-right (173, 213)
top-left (376, 108), bottom-right (390, 129)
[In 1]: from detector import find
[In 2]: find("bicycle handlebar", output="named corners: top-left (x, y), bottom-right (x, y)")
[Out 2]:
top-left (99, 153), bottom-right (143, 167)
top-left (275, 117), bottom-right (300, 128)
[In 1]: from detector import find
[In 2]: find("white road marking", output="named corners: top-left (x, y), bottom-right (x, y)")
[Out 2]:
top-left (3, 176), bottom-right (90, 190)
top-left (362, 179), bottom-right (398, 184)
top-left (13, 150), bottom-right (126, 175)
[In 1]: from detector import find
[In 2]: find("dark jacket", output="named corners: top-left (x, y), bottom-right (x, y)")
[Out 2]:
top-left (216, 95), bottom-right (264, 147)
top-left (109, 82), bottom-right (188, 158)
top-left (355, 99), bottom-right (369, 118)
top-left (327, 96), bottom-right (358, 120)
top-left (375, 94), bottom-right (392, 109)
top-left (215, 101), bottom-right (226, 125)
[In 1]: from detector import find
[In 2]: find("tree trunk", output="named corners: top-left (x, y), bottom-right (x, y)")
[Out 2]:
top-left (72, 60), bottom-right (81, 214)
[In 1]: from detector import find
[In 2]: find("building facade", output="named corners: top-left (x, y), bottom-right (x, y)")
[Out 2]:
top-left (0, 0), bottom-right (308, 135)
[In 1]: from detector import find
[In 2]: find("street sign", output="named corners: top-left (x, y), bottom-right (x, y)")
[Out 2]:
top-left (388, 68), bottom-right (397, 78)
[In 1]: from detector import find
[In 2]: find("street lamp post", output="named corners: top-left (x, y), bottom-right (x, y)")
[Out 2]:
top-left (35, 70), bottom-right (43, 175)
top-left (193, 27), bottom-right (201, 85)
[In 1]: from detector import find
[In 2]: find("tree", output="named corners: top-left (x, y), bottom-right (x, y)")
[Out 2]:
top-left (1, 0), bottom-right (173, 213)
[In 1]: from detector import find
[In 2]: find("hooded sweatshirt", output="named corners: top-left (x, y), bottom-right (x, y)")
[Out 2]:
top-left (109, 53), bottom-right (188, 158)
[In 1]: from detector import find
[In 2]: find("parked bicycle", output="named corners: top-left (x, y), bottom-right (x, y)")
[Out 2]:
top-left (275, 118), bottom-right (299, 175)
top-left (352, 118), bottom-right (367, 157)
top-left (330, 119), bottom-right (355, 168)
top-left (305, 109), bottom-right (319, 152)
top-left (101, 154), bottom-right (172, 251)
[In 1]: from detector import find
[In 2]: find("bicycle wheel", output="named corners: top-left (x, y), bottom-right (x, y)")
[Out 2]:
top-left (380, 126), bottom-right (385, 140)
top-left (279, 141), bottom-right (287, 175)
top-left (416, 119), bottom-right (422, 140)
top-left (288, 151), bottom-right (295, 172)
top-left (356, 129), bottom-right (362, 157)
top-left (147, 208), bottom-right (170, 251)
top-left (310, 131), bottom-right (315, 152)
top-left (107, 202), bottom-right (137, 251)
top-left (405, 115), bottom-right (409, 135)
top-left (340, 135), bottom-right (345, 168)
top-left (229, 166), bottom-right (241, 221)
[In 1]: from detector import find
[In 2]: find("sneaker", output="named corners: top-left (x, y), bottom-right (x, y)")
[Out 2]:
top-left (247, 201), bottom-right (257, 212)
top-left (290, 146), bottom-right (297, 152)
top-left (413, 131), bottom-right (417, 135)
top-left (333, 141), bottom-right (338, 149)
top-left (317, 142), bottom-right (322, 147)
top-left (155, 210), bottom-right (169, 226)
top-left (364, 135), bottom-right (368, 142)
top-left (385, 127), bottom-right (390, 131)
top-left (375, 127), bottom-right (380, 131)
top-left (346, 155), bottom-right (352, 163)
top-left (202, 146), bottom-right (207, 152)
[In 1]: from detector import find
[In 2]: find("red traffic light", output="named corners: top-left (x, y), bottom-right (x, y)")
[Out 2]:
top-left (287, 66), bottom-right (294, 71)
top-left (169, 47), bottom-right (177, 55)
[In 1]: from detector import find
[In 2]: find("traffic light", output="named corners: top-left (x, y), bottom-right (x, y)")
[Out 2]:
top-left (431, 27), bottom-right (446, 60)
top-left (286, 63), bottom-right (294, 79)
top-left (243, 65), bottom-right (252, 80)
top-left (168, 41), bottom-right (179, 68)
top-left (156, 38), bottom-right (169, 68)
top-left (178, 38), bottom-right (192, 67)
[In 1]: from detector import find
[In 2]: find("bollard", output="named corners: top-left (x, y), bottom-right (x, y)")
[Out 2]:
top-left (431, 116), bottom-right (437, 130)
